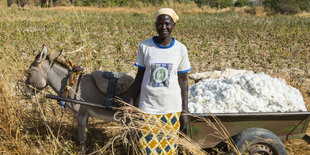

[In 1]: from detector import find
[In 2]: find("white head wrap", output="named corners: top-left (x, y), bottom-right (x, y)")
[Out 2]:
top-left (155, 8), bottom-right (179, 23)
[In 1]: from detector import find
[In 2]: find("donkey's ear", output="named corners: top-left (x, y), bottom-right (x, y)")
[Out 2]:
top-left (58, 49), bottom-right (64, 58)
top-left (35, 45), bottom-right (48, 63)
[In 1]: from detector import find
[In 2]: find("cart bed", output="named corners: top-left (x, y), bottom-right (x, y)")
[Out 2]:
top-left (190, 112), bottom-right (310, 148)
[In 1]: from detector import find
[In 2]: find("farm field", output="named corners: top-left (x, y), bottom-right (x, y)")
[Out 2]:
top-left (0, 6), bottom-right (310, 154)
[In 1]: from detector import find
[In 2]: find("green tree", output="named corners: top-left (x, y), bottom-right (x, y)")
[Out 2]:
top-left (7, 0), bottom-right (28, 6)
top-left (234, 0), bottom-right (252, 7)
top-left (298, 0), bottom-right (310, 12)
top-left (263, 0), bottom-right (310, 14)
top-left (195, 0), bottom-right (234, 8)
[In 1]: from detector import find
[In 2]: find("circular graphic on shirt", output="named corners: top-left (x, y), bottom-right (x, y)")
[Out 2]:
top-left (153, 67), bottom-right (169, 83)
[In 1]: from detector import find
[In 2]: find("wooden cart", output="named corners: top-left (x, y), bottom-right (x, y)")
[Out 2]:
top-left (190, 112), bottom-right (310, 154)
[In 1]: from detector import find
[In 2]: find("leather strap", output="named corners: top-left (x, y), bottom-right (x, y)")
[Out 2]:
top-left (103, 71), bottom-right (118, 110)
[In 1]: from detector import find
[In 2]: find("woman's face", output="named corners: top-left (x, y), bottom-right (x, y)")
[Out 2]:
top-left (155, 15), bottom-right (175, 39)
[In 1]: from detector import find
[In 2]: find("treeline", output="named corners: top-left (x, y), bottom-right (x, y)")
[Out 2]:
top-left (5, 0), bottom-right (195, 7)
top-left (263, 0), bottom-right (310, 14)
top-left (1, 0), bottom-right (310, 14)
top-left (0, 0), bottom-right (260, 7)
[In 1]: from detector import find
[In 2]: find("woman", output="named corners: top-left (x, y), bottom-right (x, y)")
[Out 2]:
top-left (129, 8), bottom-right (191, 154)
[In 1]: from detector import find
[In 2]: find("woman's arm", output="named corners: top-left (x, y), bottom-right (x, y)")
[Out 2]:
top-left (129, 68), bottom-right (145, 107)
top-left (178, 72), bottom-right (189, 133)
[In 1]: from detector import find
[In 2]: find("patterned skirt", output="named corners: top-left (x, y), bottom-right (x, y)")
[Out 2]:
top-left (136, 112), bottom-right (181, 155)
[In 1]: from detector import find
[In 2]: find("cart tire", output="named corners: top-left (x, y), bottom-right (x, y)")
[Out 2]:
top-left (234, 128), bottom-right (286, 155)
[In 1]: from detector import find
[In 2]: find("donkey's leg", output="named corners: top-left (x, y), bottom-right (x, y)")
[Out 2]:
top-left (76, 112), bottom-right (89, 153)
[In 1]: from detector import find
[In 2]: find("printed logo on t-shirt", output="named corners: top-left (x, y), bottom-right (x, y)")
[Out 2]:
top-left (149, 63), bottom-right (172, 87)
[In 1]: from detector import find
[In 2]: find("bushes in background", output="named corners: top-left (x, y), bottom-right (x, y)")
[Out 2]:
top-left (263, 0), bottom-right (310, 14)
top-left (4, 0), bottom-right (310, 14)
top-left (6, 0), bottom-right (235, 8)
top-left (195, 0), bottom-right (234, 8)
top-left (234, 0), bottom-right (252, 7)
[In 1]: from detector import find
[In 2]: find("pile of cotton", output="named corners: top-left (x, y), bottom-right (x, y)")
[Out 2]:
top-left (188, 72), bottom-right (308, 113)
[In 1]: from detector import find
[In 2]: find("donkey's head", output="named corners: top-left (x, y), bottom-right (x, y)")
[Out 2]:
top-left (24, 45), bottom-right (63, 97)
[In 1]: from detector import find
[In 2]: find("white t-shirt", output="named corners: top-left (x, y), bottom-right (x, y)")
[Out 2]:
top-left (134, 37), bottom-right (191, 114)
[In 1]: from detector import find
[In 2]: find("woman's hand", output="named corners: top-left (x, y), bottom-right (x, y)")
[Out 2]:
top-left (178, 73), bottom-right (189, 134)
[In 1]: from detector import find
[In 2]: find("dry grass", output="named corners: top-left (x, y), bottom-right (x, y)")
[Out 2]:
top-left (0, 5), bottom-right (309, 154)
top-left (16, 3), bottom-right (239, 15)
top-left (284, 125), bottom-right (310, 155)
top-left (46, 6), bottom-right (156, 14)
top-left (234, 6), bottom-right (266, 16)
top-left (4, 1), bottom-right (310, 18)
top-left (41, 5), bottom-right (277, 17)
top-left (98, 98), bottom-right (245, 154)
top-left (254, 6), bottom-right (266, 17)
top-left (104, 101), bottom-right (208, 154)
top-left (0, 6), bottom-right (236, 153)
top-left (0, 47), bottom-right (237, 154)
top-left (296, 11), bottom-right (310, 18)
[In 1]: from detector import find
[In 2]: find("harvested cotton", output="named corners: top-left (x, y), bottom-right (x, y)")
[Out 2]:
top-left (188, 73), bottom-right (308, 113)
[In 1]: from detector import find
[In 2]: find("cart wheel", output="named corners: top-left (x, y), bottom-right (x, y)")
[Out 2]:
top-left (234, 128), bottom-right (286, 155)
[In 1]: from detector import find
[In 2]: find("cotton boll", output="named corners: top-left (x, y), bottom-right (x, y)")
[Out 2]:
top-left (188, 103), bottom-right (194, 113)
top-left (196, 88), bottom-right (203, 96)
top-left (188, 72), bottom-right (308, 113)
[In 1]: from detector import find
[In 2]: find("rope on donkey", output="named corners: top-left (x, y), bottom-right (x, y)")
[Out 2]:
top-left (58, 60), bottom-right (84, 109)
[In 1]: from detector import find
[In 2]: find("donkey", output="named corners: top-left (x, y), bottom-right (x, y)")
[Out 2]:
top-left (24, 45), bottom-right (134, 151)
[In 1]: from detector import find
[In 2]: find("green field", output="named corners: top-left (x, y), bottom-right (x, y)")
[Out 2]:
top-left (0, 7), bottom-right (309, 154)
